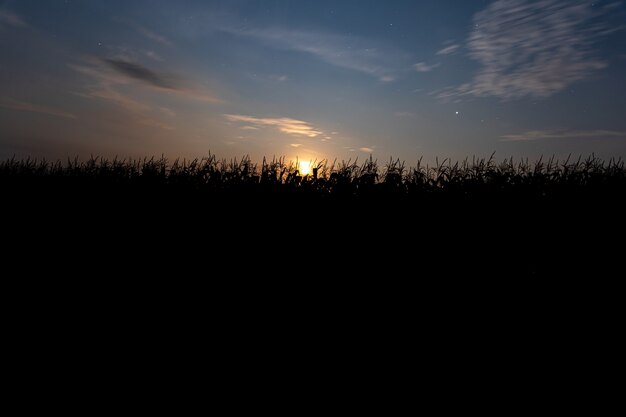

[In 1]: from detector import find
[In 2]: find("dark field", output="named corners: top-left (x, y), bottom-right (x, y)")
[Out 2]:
top-left (3, 153), bottom-right (624, 198)
top-left (2, 153), bottom-right (625, 277)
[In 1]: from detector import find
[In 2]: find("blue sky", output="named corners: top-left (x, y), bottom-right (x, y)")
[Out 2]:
top-left (1, 0), bottom-right (625, 163)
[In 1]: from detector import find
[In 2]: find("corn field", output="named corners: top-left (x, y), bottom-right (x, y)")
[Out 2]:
top-left (2, 153), bottom-right (624, 278)
top-left (2, 153), bottom-right (624, 198)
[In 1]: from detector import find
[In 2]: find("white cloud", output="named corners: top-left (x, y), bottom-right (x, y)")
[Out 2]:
top-left (224, 114), bottom-right (323, 138)
top-left (0, 97), bottom-right (76, 119)
top-left (0, 9), bottom-right (26, 28)
top-left (414, 62), bottom-right (440, 73)
top-left (267, 74), bottom-right (289, 82)
top-left (290, 143), bottom-right (303, 148)
top-left (500, 129), bottom-right (626, 142)
top-left (145, 51), bottom-right (164, 62)
top-left (115, 17), bottom-right (173, 46)
top-left (436, 44), bottom-right (460, 55)
top-left (441, 0), bottom-right (619, 101)
top-left (137, 26), bottom-right (172, 46)
top-left (359, 147), bottom-right (374, 153)
top-left (219, 26), bottom-right (402, 82)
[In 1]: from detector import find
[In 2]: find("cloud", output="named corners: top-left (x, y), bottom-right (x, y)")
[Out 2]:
top-left (145, 51), bottom-right (163, 62)
top-left (69, 62), bottom-right (132, 87)
top-left (441, 0), bottom-right (619, 101)
top-left (219, 26), bottom-right (403, 82)
top-left (0, 9), bottom-right (26, 28)
top-left (68, 56), bottom-right (217, 131)
top-left (76, 85), bottom-right (151, 113)
top-left (224, 114), bottom-right (323, 138)
top-left (103, 58), bottom-right (177, 90)
top-left (359, 147), bottom-right (374, 153)
top-left (104, 45), bottom-right (165, 63)
top-left (414, 62), bottom-right (440, 72)
top-left (500, 129), bottom-right (626, 142)
top-left (74, 86), bottom-right (174, 131)
top-left (290, 143), bottom-right (303, 148)
top-left (436, 44), bottom-right (460, 55)
top-left (0, 97), bottom-right (76, 119)
top-left (139, 119), bottom-right (175, 131)
top-left (137, 26), bottom-right (172, 46)
top-left (266, 74), bottom-right (289, 83)
top-left (114, 17), bottom-right (173, 46)
top-left (159, 107), bottom-right (176, 117)
top-left (70, 58), bottom-right (219, 103)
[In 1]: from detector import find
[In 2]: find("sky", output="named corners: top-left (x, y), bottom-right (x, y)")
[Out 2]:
top-left (1, 0), bottom-right (625, 164)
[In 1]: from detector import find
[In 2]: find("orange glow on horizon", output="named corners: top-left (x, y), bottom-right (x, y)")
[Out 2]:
top-left (299, 161), bottom-right (311, 176)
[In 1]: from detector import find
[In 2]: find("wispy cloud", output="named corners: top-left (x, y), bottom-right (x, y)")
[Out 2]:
top-left (75, 84), bottom-right (151, 113)
top-left (69, 62), bottom-right (131, 87)
top-left (159, 107), bottom-right (176, 117)
top-left (145, 51), bottom-right (163, 62)
top-left (440, 0), bottom-right (620, 101)
top-left (114, 17), bottom-right (173, 46)
top-left (290, 143), bottom-right (303, 148)
top-left (0, 9), bottom-right (26, 28)
top-left (394, 111), bottom-right (416, 118)
top-left (0, 97), bottom-right (76, 119)
top-left (414, 62), bottom-right (440, 73)
top-left (501, 129), bottom-right (626, 142)
top-left (69, 56), bottom-right (217, 131)
top-left (219, 26), bottom-right (404, 82)
top-left (105, 45), bottom-right (165, 63)
top-left (70, 57), bottom-right (219, 103)
top-left (139, 118), bottom-right (175, 131)
top-left (359, 147), bottom-right (374, 153)
top-left (73, 83), bottom-right (173, 130)
top-left (137, 26), bottom-right (172, 46)
top-left (103, 58), bottom-right (177, 90)
top-left (224, 114), bottom-right (323, 138)
top-left (436, 44), bottom-right (460, 56)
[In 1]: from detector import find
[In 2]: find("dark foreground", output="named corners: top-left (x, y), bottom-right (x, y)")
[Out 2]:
top-left (3, 155), bottom-right (623, 395)
top-left (2, 154), bottom-right (624, 278)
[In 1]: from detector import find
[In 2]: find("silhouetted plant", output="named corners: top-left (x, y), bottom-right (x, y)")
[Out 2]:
top-left (1, 153), bottom-right (624, 200)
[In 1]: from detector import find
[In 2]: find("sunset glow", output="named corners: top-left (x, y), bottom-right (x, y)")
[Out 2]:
top-left (0, 1), bottom-right (625, 162)
top-left (298, 161), bottom-right (311, 176)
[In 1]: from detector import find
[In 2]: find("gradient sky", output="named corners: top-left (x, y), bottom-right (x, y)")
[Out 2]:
top-left (1, 0), bottom-right (625, 163)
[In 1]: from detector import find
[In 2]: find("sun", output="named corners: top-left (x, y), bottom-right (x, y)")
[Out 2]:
top-left (299, 161), bottom-right (312, 176)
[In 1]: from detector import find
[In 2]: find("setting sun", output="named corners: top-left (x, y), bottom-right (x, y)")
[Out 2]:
top-left (299, 161), bottom-right (311, 176)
